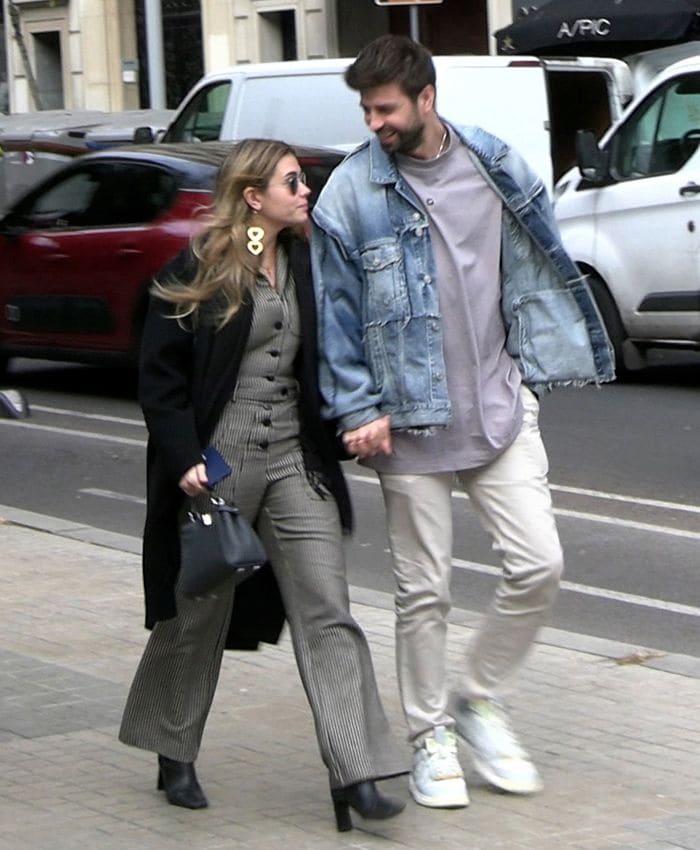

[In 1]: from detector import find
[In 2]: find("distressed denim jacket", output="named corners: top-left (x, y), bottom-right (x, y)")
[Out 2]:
top-left (311, 123), bottom-right (615, 433)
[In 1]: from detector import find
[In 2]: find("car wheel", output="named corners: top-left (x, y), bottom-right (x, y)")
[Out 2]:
top-left (585, 273), bottom-right (631, 379)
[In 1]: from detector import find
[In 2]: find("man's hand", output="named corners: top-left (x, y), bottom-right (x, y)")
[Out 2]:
top-left (342, 416), bottom-right (392, 458)
top-left (179, 462), bottom-right (208, 496)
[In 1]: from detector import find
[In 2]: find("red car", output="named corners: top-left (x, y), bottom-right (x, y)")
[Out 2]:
top-left (0, 141), bottom-right (343, 375)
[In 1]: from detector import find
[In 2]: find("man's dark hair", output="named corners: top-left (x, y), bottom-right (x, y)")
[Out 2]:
top-left (345, 35), bottom-right (436, 99)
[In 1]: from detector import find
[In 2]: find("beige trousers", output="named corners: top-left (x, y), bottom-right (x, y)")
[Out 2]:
top-left (379, 388), bottom-right (564, 743)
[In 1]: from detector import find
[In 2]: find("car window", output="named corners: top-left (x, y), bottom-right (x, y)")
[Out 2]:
top-left (162, 81), bottom-right (232, 143)
top-left (15, 162), bottom-right (178, 229)
top-left (20, 171), bottom-right (101, 227)
top-left (610, 72), bottom-right (700, 180)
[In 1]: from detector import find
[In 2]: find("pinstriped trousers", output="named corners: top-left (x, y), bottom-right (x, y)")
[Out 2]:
top-left (119, 380), bottom-right (407, 788)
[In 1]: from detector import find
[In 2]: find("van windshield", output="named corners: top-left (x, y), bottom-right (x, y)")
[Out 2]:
top-left (163, 81), bottom-right (232, 143)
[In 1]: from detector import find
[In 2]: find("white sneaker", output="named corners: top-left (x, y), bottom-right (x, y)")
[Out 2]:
top-left (452, 697), bottom-right (542, 794)
top-left (409, 725), bottom-right (469, 808)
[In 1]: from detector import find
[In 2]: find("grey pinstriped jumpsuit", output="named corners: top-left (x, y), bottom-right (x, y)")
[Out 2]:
top-left (119, 254), bottom-right (406, 788)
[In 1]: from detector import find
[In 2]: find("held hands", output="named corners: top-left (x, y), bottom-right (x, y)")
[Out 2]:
top-left (179, 462), bottom-right (208, 497)
top-left (342, 416), bottom-right (392, 459)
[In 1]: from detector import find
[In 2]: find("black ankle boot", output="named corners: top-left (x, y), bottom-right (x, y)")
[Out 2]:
top-left (157, 755), bottom-right (208, 809)
top-left (331, 780), bottom-right (405, 832)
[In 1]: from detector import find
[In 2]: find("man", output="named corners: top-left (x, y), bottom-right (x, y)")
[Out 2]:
top-left (310, 35), bottom-right (614, 809)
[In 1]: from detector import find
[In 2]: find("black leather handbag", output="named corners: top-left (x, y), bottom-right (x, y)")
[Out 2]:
top-left (179, 496), bottom-right (267, 598)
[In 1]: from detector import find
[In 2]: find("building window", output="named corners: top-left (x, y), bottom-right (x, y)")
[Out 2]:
top-left (33, 30), bottom-right (63, 109)
top-left (259, 9), bottom-right (297, 61)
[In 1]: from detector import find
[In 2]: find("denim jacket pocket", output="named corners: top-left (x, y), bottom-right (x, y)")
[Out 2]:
top-left (512, 287), bottom-right (599, 386)
top-left (360, 240), bottom-right (409, 322)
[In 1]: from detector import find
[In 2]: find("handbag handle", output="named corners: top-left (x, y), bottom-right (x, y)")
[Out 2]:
top-left (208, 495), bottom-right (242, 516)
top-left (186, 495), bottom-right (241, 526)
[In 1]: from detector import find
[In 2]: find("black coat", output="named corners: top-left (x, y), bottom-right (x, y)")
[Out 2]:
top-left (138, 235), bottom-right (352, 650)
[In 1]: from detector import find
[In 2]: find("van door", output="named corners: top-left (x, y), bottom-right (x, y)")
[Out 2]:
top-left (543, 57), bottom-right (633, 182)
top-left (433, 58), bottom-right (553, 189)
top-left (591, 71), bottom-right (700, 345)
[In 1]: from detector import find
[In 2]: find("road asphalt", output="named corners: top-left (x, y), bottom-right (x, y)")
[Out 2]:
top-left (2, 502), bottom-right (700, 850)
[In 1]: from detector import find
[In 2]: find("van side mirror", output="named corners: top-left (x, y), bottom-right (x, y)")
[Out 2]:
top-left (575, 130), bottom-right (609, 184)
top-left (133, 126), bottom-right (155, 144)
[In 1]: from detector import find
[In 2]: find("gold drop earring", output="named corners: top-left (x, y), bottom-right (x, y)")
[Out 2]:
top-left (246, 213), bottom-right (265, 255)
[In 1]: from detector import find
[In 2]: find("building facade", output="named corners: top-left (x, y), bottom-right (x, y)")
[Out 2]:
top-left (2, 0), bottom-right (515, 113)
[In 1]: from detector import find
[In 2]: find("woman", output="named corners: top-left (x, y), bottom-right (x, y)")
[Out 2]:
top-left (119, 139), bottom-right (407, 831)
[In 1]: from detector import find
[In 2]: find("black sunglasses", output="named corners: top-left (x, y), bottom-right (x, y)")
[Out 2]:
top-left (274, 171), bottom-right (308, 195)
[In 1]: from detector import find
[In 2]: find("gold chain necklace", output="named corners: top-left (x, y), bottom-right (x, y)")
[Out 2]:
top-left (434, 126), bottom-right (448, 159)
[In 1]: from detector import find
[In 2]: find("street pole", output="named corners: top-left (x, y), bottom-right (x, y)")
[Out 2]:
top-left (409, 6), bottom-right (420, 41)
top-left (144, 0), bottom-right (167, 108)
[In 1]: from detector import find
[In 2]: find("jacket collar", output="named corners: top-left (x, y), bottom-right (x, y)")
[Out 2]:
top-left (368, 135), bottom-right (400, 185)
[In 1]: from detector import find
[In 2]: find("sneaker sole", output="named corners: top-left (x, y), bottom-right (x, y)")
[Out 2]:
top-left (471, 756), bottom-right (543, 795)
top-left (409, 776), bottom-right (469, 809)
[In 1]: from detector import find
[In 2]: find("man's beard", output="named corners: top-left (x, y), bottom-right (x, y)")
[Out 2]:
top-left (380, 121), bottom-right (425, 155)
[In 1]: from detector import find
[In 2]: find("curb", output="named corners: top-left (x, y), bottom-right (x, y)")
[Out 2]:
top-left (3, 502), bottom-right (699, 681)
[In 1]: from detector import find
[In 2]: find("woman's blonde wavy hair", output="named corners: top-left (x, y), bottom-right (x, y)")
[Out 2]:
top-left (153, 138), bottom-right (298, 327)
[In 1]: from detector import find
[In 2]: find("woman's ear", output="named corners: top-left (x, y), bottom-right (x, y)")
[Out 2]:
top-left (243, 186), bottom-right (261, 211)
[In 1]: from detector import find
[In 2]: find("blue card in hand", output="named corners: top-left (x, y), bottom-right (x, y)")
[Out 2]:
top-left (202, 446), bottom-right (232, 489)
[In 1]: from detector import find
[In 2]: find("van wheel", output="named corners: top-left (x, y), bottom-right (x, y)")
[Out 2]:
top-left (585, 273), bottom-right (630, 378)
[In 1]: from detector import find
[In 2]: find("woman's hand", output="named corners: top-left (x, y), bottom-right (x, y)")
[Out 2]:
top-left (179, 462), bottom-right (208, 497)
top-left (342, 416), bottom-right (392, 458)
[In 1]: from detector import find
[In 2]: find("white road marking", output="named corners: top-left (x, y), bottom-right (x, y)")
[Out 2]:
top-left (0, 419), bottom-right (147, 446)
top-left (549, 483), bottom-right (700, 515)
top-left (80, 488), bottom-right (146, 505)
top-left (553, 507), bottom-right (700, 540)
top-left (452, 557), bottom-right (700, 618)
top-left (3, 419), bottom-right (699, 539)
top-left (21, 408), bottom-right (700, 512)
top-left (31, 404), bottom-right (146, 427)
top-left (78, 484), bottom-right (700, 617)
top-left (346, 474), bottom-right (700, 540)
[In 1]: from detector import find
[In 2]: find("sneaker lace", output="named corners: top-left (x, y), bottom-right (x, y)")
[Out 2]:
top-left (424, 731), bottom-right (462, 780)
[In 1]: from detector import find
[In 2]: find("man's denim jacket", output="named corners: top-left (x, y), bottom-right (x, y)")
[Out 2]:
top-left (311, 123), bottom-right (615, 433)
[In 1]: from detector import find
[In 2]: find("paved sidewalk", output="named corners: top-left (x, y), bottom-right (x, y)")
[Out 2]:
top-left (2, 504), bottom-right (700, 850)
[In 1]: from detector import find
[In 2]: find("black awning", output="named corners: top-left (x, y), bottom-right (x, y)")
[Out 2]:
top-left (495, 0), bottom-right (700, 57)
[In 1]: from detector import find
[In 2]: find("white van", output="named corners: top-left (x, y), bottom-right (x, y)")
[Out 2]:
top-left (158, 55), bottom-right (631, 192)
top-left (554, 56), bottom-right (700, 372)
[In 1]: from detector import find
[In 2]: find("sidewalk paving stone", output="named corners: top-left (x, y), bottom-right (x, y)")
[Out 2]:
top-left (2, 516), bottom-right (700, 849)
